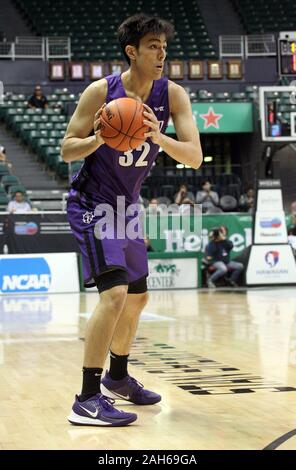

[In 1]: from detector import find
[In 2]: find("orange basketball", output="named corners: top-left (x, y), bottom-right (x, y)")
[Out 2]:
top-left (99, 97), bottom-right (149, 152)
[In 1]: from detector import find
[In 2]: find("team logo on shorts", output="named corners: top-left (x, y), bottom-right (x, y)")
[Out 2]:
top-left (82, 211), bottom-right (94, 224)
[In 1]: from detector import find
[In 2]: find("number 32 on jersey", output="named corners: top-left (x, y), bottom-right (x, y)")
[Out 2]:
top-left (118, 121), bottom-right (164, 167)
top-left (119, 142), bottom-right (151, 167)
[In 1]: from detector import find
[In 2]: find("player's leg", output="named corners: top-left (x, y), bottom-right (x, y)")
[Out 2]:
top-left (68, 273), bottom-right (138, 426)
top-left (83, 283), bottom-right (128, 369)
top-left (101, 239), bottom-right (161, 405)
top-left (67, 199), bottom-right (137, 425)
top-left (101, 291), bottom-right (161, 405)
top-left (109, 289), bottom-right (148, 357)
top-left (108, 243), bottom-right (149, 359)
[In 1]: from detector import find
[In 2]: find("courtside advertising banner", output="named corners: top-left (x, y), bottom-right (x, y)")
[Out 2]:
top-left (147, 257), bottom-right (198, 290)
top-left (246, 245), bottom-right (296, 285)
top-left (256, 189), bottom-right (283, 212)
top-left (254, 211), bottom-right (288, 244)
top-left (0, 253), bottom-right (80, 294)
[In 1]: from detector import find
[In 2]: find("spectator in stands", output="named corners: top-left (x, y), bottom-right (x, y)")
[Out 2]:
top-left (0, 144), bottom-right (5, 162)
top-left (179, 197), bottom-right (196, 215)
top-left (205, 226), bottom-right (244, 288)
top-left (27, 85), bottom-right (48, 109)
top-left (0, 144), bottom-right (12, 168)
top-left (196, 180), bottom-right (219, 213)
top-left (290, 201), bottom-right (296, 227)
top-left (144, 237), bottom-right (154, 252)
top-left (146, 197), bottom-right (164, 215)
top-left (174, 183), bottom-right (195, 205)
top-left (239, 187), bottom-right (254, 212)
top-left (288, 226), bottom-right (296, 255)
top-left (7, 191), bottom-right (31, 213)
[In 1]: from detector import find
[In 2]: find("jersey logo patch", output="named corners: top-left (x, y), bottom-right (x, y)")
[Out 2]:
top-left (82, 211), bottom-right (94, 224)
top-left (154, 106), bottom-right (164, 112)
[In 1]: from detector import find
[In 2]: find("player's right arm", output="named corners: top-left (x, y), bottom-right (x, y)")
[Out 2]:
top-left (61, 79), bottom-right (107, 162)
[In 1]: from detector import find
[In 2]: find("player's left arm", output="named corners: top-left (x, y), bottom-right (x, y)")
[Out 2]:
top-left (143, 82), bottom-right (203, 169)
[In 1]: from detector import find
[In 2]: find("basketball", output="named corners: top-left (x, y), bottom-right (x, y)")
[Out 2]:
top-left (99, 97), bottom-right (149, 152)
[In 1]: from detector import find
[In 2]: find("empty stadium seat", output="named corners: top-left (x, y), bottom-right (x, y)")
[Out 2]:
top-left (14, 0), bottom-right (217, 60)
top-left (232, 0), bottom-right (295, 33)
top-left (1, 175), bottom-right (21, 191)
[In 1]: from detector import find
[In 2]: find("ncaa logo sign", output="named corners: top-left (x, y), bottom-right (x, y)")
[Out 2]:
top-left (0, 258), bottom-right (51, 293)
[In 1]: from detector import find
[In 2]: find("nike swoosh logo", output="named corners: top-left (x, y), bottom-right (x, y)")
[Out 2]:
top-left (79, 405), bottom-right (99, 418)
top-left (111, 390), bottom-right (131, 400)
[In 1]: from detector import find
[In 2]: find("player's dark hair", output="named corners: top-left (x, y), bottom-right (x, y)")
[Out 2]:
top-left (118, 13), bottom-right (175, 64)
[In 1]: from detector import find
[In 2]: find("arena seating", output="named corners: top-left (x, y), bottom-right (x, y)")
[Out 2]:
top-left (0, 83), bottom-right (259, 207)
top-left (13, 0), bottom-right (217, 60)
top-left (232, 0), bottom-right (296, 33)
top-left (0, 90), bottom-right (79, 181)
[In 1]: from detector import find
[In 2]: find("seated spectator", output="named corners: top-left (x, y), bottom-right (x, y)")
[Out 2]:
top-left (7, 191), bottom-right (31, 213)
top-left (179, 197), bottom-right (196, 215)
top-left (239, 187), bottom-right (254, 212)
top-left (290, 201), bottom-right (296, 228)
top-left (146, 198), bottom-right (165, 215)
top-left (288, 226), bottom-right (296, 255)
top-left (196, 180), bottom-right (219, 213)
top-left (144, 237), bottom-right (154, 252)
top-left (0, 144), bottom-right (12, 168)
top-left (174, 183), bottom-right (195, 205)
top-left (205, 226), bottom-right (244, 288)
top-left (27, 85), bottom-right (48, 109)
top-left (0, 144), bottom-right (5, 162)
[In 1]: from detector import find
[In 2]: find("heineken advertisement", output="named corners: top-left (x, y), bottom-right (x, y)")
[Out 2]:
top-left (166, 103), bottom-right (254, 134)
top-left (146, 213), bottom-right (253, 257)
top-left (147, 213), bottom-right (293, 255)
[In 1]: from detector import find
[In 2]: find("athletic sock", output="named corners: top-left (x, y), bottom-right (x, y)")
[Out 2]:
top-left (109, 351), bottom-right (129, 380)
top-left (78, 367), bottom-right (103, 402)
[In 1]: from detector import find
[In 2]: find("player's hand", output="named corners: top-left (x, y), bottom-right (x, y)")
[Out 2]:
top-left (93, 103), bottom-right (106, 145)
top-left (143, 104), bottom-right (163, 145)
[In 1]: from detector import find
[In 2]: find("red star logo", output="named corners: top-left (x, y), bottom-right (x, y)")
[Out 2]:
top-left (200, 107), bottom-right (223, 129)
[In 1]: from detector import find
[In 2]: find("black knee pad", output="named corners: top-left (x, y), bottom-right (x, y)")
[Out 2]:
top-left (95, 269), bottom-right (128, 294)
top-left (128, 275), bottom-right (148, 294)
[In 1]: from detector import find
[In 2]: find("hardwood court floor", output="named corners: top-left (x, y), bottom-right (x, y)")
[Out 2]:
top-left (0, 288), bottom-right (296, 450)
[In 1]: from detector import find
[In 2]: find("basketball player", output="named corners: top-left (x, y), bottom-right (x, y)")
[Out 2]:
top-left (62, 13), bottom-right (203, 426)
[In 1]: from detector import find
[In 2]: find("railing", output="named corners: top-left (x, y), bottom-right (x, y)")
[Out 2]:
top-left (219, 34), bottom-right (277, 58)
top-left (0, 37), bottom-right (71, 60)
top-left (245, 34), bottom-right (276, 58)
top-left (0, 42), bottom-right (14, 59)
top-left (46, 37), bottom-right (71, 60)
top-left (219, 35), bottom-right (244, 58)
top-left (14, 37), bottom-right (45, 59)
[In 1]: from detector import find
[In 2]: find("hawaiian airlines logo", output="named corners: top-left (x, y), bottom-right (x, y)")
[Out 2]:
top-left (260, 218), bottom-right (282, 228)
top-left (82, 211), bottom-right (94, 224)
top-left (265, 251), bottom-right (279, 267)
top-left (200, 107), bottom-right (223, 129)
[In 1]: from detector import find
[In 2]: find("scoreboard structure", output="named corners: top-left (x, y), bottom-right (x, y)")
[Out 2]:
top-left (278, 31), bottom-right (296, 77)
top-left (259, 86), bottom-right (296, 142)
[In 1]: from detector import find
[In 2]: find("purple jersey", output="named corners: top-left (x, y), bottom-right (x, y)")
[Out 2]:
top-left (70, 74), bottom-right (170, 206)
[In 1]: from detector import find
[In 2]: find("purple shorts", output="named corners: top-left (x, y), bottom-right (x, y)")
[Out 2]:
top-left (67, 196), bottom-right (148, 288)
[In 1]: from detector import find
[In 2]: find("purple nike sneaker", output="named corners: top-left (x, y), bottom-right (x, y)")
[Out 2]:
top-left (68, 393), bottom-right (137, 426)
top-left (101, 371), bottom-right (162, 405)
